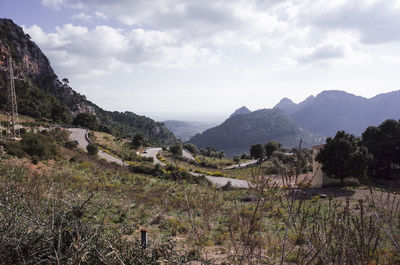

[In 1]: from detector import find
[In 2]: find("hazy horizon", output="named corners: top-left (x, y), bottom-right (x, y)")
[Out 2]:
top-left (1, 0), bottom-right (399, 121)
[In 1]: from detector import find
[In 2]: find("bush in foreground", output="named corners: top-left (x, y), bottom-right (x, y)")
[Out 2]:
top-left (86, 143), bottom-right (98, 156)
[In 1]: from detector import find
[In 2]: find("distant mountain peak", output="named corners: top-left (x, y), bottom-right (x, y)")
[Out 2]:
top-left (278, 97), bottom-right (294, 105)
top-left (274, 98), bottom-right (295, 110)
top-left (230, 106), bottom-right (251, 118)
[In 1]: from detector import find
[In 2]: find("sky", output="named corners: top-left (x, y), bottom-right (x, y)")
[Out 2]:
top-left (1, 0), bottom-right (400, 122)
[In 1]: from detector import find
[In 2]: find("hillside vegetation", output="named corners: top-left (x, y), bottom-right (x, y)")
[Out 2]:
top-left (1, 127), bottom-right (399, 264)
top-left (189, 108), bottom-right (322, 155)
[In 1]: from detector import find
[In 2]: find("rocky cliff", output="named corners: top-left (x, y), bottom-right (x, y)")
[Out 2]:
top-left (0, 18), bottom-right (176, 144)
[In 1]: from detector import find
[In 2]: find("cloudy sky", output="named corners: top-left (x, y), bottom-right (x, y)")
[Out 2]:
top-left (1, 0), bottom-right (400, 121)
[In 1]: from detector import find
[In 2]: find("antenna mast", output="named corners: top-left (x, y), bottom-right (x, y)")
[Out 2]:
top-left (7, 56), bottom-right (20, 139)
top-left (0, 51), bottom-right (20, 139)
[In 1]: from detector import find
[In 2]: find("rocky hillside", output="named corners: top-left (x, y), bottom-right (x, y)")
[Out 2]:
top-left (0, 18), bottom-right (176, 144)
top-left (274, 90), bottom-right (400, 136)
top-left (189, 108), bottom-right (323, 156)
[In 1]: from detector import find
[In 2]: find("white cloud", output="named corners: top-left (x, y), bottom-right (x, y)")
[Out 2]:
top-left (72, 12), bottom-right (92, 22)
top-left (24, 23), bottom-right (217, 79)
top-left (295, 44), bottom-right (346, 64)
top-left (32, 0), bottom-right (400, 117)
top-left (41, 0), bottom-right (64, 9)
top-left (94, 11), bottom-right (107, 20)
top-left (299, 0), bottom-right (400, 44)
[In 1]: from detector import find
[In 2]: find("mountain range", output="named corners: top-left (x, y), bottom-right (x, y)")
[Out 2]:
top-left (189, 90), bottom-right (400, 155)
top-left (0, 18), bottom-right (176, 144)
top-left (275, 90), bottom-right (400, 137)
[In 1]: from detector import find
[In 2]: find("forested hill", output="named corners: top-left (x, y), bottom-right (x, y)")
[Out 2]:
top-left (0, 18), bottom-right (176, 144)
top-left (189, 108), bottom-right (323, 156)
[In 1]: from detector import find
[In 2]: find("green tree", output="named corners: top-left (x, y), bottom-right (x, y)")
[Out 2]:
top-left (170, 142), bottom-right (183, 158)
top-left (250, 144), bottom-right (266, 163)
top-left (86, 143), bottom-right (98, 156)
top-left (130, 133), bottom-right (148, 150)
top-left (73, 113), bottom-right (98, 130)
top-left (61, 78), bottom-right (69, 86)
top-left (264, 140), bottom-right (281, 159)
top-left (362, 119), bottom-right (400, 177)
top-left (316, 131), bottom-right (372, 186)
top-left (183, 143), bottom-right (198, 154)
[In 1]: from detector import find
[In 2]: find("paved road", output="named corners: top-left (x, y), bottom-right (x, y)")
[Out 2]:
top-left (223, 159), bottom-right (258, 169)
top-left (68, 128), bottom-right (250, 188)
top-left (191, 172), bottom-right (251, 188)
top-left (182, 149), bottom-right (195, 161)
top-left (205, 175), bottom-right (251, 188)
top-left (68, 128), bottom-right (89, 150)
top-left (140, 147), bottom-right (165, 166)
top-left (67, 128), bottom-right (127, 166)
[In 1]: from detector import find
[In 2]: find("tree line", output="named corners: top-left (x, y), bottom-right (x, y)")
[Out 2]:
top-left (317, 119), bottom-right (400, 184)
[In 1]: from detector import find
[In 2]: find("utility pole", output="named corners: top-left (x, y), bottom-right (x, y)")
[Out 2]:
top-left (0, 52), bottom-right (20, 139)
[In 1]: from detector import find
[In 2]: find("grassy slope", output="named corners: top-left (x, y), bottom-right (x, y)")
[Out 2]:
top-left (1, 131), bottom-right (399, 264)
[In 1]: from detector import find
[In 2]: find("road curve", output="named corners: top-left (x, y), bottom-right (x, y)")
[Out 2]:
top-left (68, 128), bottom-right (250, 188)
top-left (67, 128), bottom-right (127, 166)
top-left (182, 149), bottom-right (195, 161)
top-left (190, 172), bottom-right (251, 188)
top-left (223, 159), bottom-right (258, 169)
top-left (205, 175), bottom-right (251, 188)
top-left (140, 147), bottom-right (165, 166)
top-left (68, 128), bottom-right (89, 150)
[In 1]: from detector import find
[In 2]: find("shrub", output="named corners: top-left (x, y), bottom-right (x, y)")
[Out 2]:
top-left (183, 143), bottom-right (198, 154)
top-left (64, 141), bottom-right (78, 149)
top-left (170, 142), bottom-right (183, 158)
top-left (241, 152), bottom-right (250, 159)
top-left (86, 143), bottom-right (98, 156)
top-left (129, 164), bottom-right (163, 176)
top-left (0, 140), bottom-right (26, 158)
top-left (20, 132), bottom-right (58, 160)
top-left (31, 155), bottom-right (39, 165)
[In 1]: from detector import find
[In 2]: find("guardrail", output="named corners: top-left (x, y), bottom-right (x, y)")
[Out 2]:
top-left (84, 129), bottom-right (91, 144)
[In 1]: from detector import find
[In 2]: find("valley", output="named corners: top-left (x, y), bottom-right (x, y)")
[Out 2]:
top-left (0, 15), bottom-right (400, 265)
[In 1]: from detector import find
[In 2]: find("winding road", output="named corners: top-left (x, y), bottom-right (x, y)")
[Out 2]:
top-left (182, 149), bottom-right (195, 161)
top-left (68, 128), bottom-right (127, 166)
top-left (223, 159), bottom-right (258, 169)
top-left (140, 147), bottom-right (165, 166)
top-left (68, 128), bottom-right (250, 188)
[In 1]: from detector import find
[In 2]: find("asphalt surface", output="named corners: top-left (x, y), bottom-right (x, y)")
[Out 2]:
top-left (223, 159), bottom-right (258, 169)
top-left (205, 175), bottom-right (251, 188)
top-left (190, 172), bottom-right (251, 188)
top-left (182, 149), bottom-right (195, 161)
top-left (68, 128), bottom-right (89, 150)
top-left (140, 147), bottom-right (165, 166)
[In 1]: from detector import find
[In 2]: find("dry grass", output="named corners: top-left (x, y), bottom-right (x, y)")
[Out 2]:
top-left (91, 131), bottom-right (130, 155)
